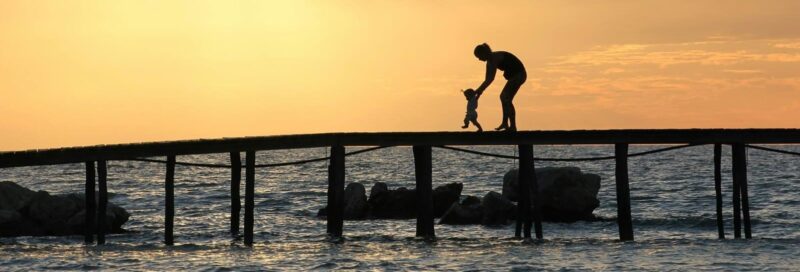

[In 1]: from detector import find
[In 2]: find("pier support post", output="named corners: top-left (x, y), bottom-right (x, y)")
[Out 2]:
top-left (327, 145), bottom-right (346, 239)
top-left (165, 155), bottom-right (175, 245)
top-left (413, 145), bottom-right (435, 240)
top-left (84, 162), bottom-right (96, 244)
top-left (714, 144), bottom-right (725, 239)
top-left (732, 143), bottom-right (752, 239)
top-left (519, 145), bottom-right (542, 240)
top-left (230, 152), bottom-right (242, 236)
top-left (517, 145), bottom-right (533, 239)
top-left (615, 144), bottom-right (634, 241)
top-left (97, 160), bottom-right (108, 245)
top-left (731, 144), bottom-right (742, 239)
top-left (244, 151), bottom-right (255, 246)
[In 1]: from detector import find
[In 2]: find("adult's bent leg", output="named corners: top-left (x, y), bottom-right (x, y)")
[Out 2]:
top-left (501, 73), bottom-right (526, 131)
top-left (496, 95), bottom-right (509, 130)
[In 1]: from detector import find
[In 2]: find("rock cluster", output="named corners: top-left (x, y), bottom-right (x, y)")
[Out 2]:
top-left (502, 167), bottom-right (601, 222)
top-left (319, 182), bottom-right (463, 220)
top-left (0, 181), bottom-right (130, 237)
top-left (318, 166), bottom-right (602, 225)
top-left (438, 192), bottom-right (516, 225)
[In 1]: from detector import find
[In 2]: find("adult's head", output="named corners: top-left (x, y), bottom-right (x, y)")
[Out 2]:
top-left (473, 43), bottom-right (492, 61)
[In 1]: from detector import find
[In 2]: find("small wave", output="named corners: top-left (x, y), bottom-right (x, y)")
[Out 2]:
top-left (257, 198), bottom-right (293, 207)
top-left (310, 262), bottom-right (337, 270)
top-left (631, 216), bottom-right (766, 228)
top-left (633, 216), bottom-right (717, 228)
top-left (285, 191), bottom-right (327, 197)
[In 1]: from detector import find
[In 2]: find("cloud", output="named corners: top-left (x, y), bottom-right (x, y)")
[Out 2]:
top-left (723, 69), bottom-right (763, 74)
top-left (602, 68), bottom-right (625, 74)
top-left (551, 38), bottom-right (800, 68)
top-left (773, 42), bottom-right (800, 49)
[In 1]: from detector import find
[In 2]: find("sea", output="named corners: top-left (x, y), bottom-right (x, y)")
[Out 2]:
top-left (1, 145), bottom-right (799, 271)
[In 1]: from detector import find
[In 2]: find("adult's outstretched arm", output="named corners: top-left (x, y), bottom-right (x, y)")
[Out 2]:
top-left (475, 60), bottom-right (496, 95)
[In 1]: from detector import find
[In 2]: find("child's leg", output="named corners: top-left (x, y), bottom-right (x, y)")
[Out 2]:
top-left (462, 116), bottom-right (469, 128)
top-left (470, 117), bottom-right (482, 132)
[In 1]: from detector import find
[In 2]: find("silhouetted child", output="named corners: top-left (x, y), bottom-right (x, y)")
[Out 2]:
top-left (461, 89), bottom-right (483, 132)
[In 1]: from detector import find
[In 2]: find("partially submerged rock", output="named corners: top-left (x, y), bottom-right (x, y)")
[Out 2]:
top-left (368, 183), bottom-right (417, 219)
top-left (343, 183), bottom-right (368, 220)
top-left (0, 181), bottom-right (130, 237)
top-left (433, 182), bottom-right (463, 217)
top-left (318, 182), bottom-right (463, 220)
top-left (438, 196), bottom-right (483, 225)
top-left (480, 191), bottom-right (516, 225)
top-left (439, 191), bottom-right (517, 226)
top-left (502, 167), bottom-right (601, 222)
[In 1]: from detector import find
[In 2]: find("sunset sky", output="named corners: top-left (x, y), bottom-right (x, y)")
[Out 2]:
top-left (2, 1), bottom-right (800, 150)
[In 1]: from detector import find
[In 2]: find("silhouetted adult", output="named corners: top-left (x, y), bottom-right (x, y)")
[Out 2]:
top-left (473, 43), bottom-right (526, 132)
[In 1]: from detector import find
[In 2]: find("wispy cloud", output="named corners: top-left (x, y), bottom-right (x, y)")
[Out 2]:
top-left (552, 38), bottom-right (800, 67)
top-left (723, 69), bottom-right (763, 74)
top-left (773, 42), bottom-right (800, 49)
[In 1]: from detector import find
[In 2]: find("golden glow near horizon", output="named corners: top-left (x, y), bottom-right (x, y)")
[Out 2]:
top-left (2, 1), bottom-right (800, 150)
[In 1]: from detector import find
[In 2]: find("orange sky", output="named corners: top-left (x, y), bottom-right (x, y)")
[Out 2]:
top-left (2, 1), bottom-right (800, 150)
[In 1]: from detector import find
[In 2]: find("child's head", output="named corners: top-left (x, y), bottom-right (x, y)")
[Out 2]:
top-left (463, 89), bottom-right (476, 99)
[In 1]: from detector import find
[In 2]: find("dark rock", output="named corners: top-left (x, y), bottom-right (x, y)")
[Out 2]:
top-left (438, 196), bottom-right (483, 225)
top-left (343, 183), bottom-right (368, 220)
top-left (0, 210), bottom-right (22, 225)
top-left (369, 182), bottom-right (388, 200)
top-left (368, 184), bottom-right (416, 219)
top-left (317, 182), bottom-right (383, 219)
top-left (481, 191), bottom-right (516, 225)
top-left (365, 182), bottom-right (463, 219)
top-left (501, 170), bottom-right (522, 202)
top-left (27, 191), bottom-right (80, 235)
top-left (0, 181), bottom-right (35, 211)
top-left (432, 182), bottom-right (463, 217)
top-left (61, 193), bottom-right (130, 233)
top-left (0, 181), bottom-right (130, 237)
top-left (502, 167), bottom-right (601, 222)
top-left (0, 211), bottom-right (43, 237)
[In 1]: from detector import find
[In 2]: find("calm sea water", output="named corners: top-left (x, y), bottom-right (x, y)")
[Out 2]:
top-left (1, 145), bottom-right (799, 271)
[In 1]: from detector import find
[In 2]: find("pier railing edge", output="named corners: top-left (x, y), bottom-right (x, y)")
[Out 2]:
top-left (2, 129), bottom-right (800, 168)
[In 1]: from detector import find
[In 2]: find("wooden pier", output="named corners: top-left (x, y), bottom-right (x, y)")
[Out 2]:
top-left (2, 129), bottom-right (800, 245)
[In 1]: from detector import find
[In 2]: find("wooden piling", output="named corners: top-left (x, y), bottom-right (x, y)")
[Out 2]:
top-left (244, 151), bottom-right (255, 246)
top-left (733, 144), bottom-right (752, 239)
top-left (615, 144), bottom-right (634, 241)
top-left (327, 145), bottom-right (346, 239)
top-left (530, 146), bottom-right (543, 240)
top-left (519, 145), bottom-right (542, 239)
top-left (731, 144), bottom-right (742, 239)
top-left (84, 161), bottom-right (96, 244)
top-left (413, 145), bottom-right (435, 240)
top-left (714, 144), bottom-right (725, 239)
top-left (517, 145), bottom-right (533, 239)
top-left (230, 152), bottom-right (242, 235)
top-left (97, 160), bottom-right (108, 245)
top-left (165, 155), bottom-right (175, 245)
